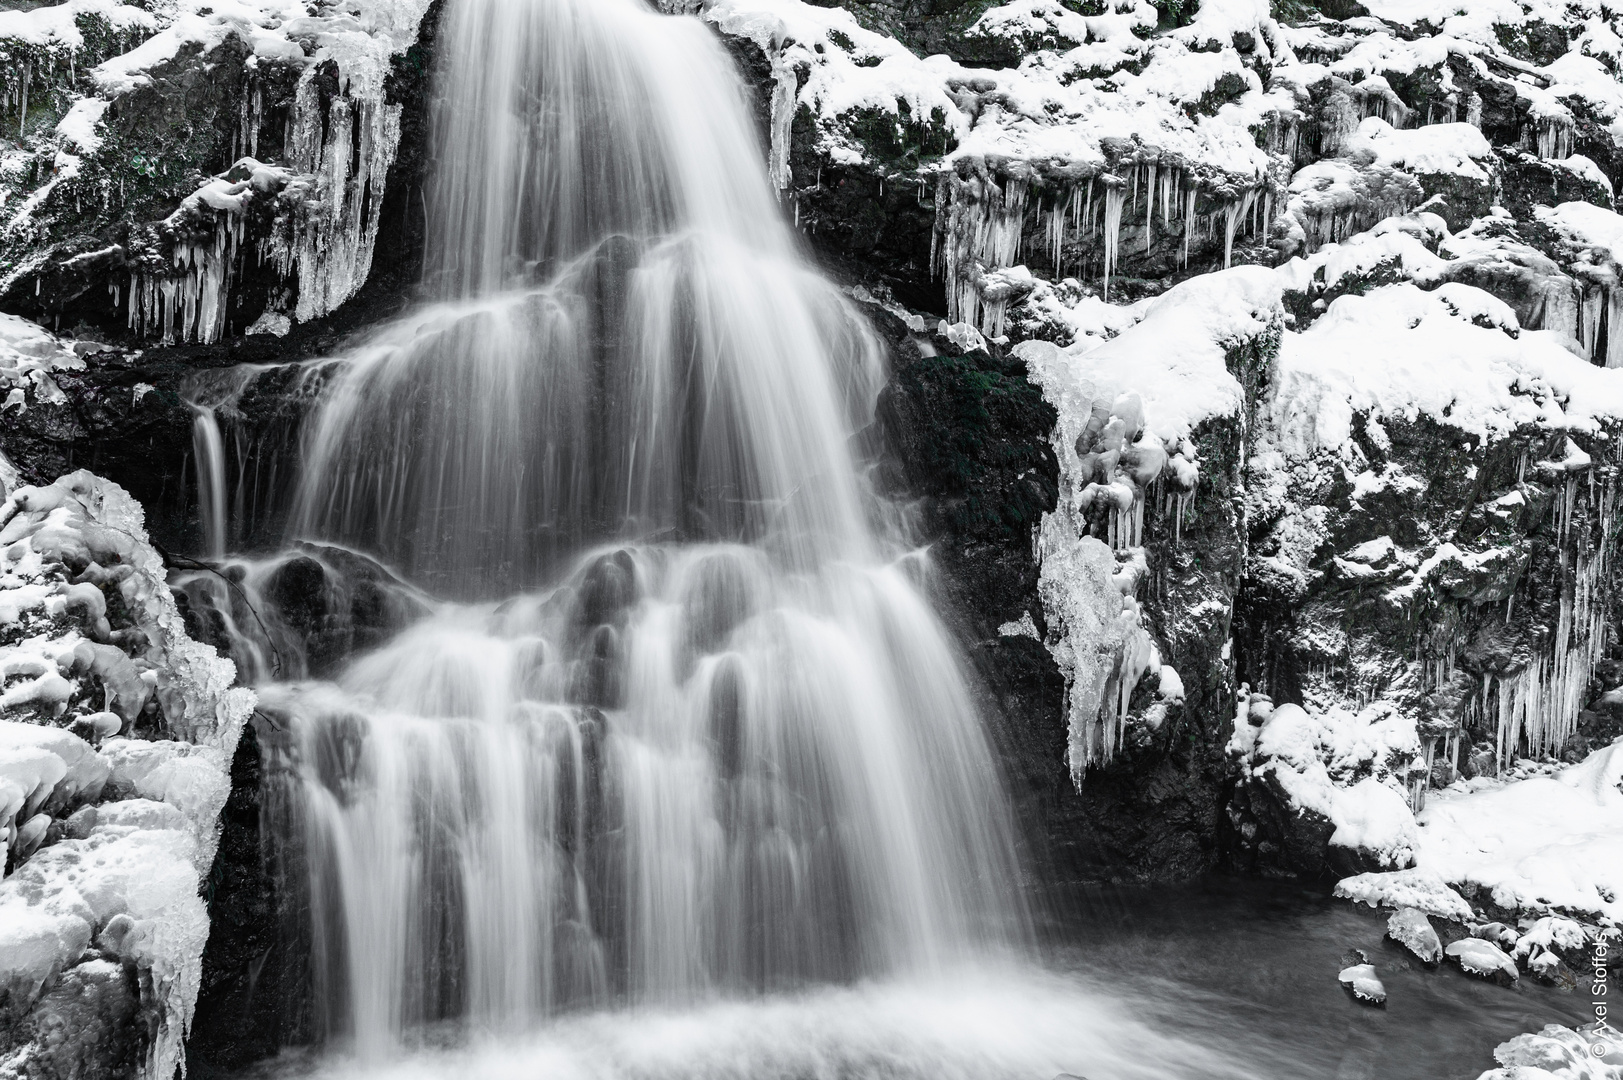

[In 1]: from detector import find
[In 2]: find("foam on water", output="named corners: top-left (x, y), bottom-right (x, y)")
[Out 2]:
top-left (249, 966), bottom-right (1302, 1080)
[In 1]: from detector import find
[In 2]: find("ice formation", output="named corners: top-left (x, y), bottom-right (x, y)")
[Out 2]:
top-left (1386, 907), bottom-right (1442, 964)
top-left (0, 470), bottom-right (252, 1080)
top-left (1336, 962), bottom-right (1386, 1006)
top-left (0, 310), bottom-right (83, 413)
top-left (3, 0), bottom-right (434, 342)
top-left (123, 0), bottom-right (430, 341)
top-left (1475, 1024), bottom-right (1623, 1080)
top-left (1011, 269), bottom-right (1276, 776)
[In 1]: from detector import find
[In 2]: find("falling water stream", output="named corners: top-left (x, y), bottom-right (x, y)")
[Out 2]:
top-left (234, 0), bottom-right (1035, 1063)
top-left (190, 1), bottom-right (1591, 1077)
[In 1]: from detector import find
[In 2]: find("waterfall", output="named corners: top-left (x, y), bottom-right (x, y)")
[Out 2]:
top-left (263, 0), bottom-right (1030, 1057)
top-left (191, 405), bottom-right (227, 560)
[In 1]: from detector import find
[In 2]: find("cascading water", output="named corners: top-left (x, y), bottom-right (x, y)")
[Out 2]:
top-left (159, 5), bottom-right (1600, 1078)
top-left (289, 0), bottom-right (883, 593)
top-left (255, 0), bottom-right (1029, 1060)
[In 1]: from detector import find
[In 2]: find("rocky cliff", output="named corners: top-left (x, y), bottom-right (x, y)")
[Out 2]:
top-left (4, 0), bottom-right (1623, 1073)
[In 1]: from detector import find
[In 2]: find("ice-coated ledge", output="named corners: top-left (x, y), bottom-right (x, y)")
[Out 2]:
top-left (2, 0), bottom-right (435, 342)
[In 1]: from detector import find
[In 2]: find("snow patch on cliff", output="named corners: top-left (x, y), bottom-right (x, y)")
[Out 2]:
top-left (1415, 738), bottom-right (1623, 923)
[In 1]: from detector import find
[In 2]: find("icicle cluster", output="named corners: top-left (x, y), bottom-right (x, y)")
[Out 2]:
top-left (934, 168), bottom-right (1030, 332)
top-left (126, 159), bottom-right (294, 344)
top-left (767, 51), bottom-right (798, 195)
top-left (1418, 467), bottom-right (1619, 770)
top-left (126, 54), bottom-right (405, 344)
top-left (127, 213), bottom-right (247, 344)
top-left (271, 70), bottom-right (403, 324)
top-left (1037, 520), bottom-right (1170, 782)
top-left (1577, 283), bottom-right (1623, 369)
top-left (116, 0), bottom-right (427, 344)
top-left (1524, 116), bottom-right (1575, 161)
top-left (1488, 474), bottom-right (1615, 765)
top-left (1023, 354), bottom-right (1204, 782)
top-left (1523, 272), bottom-right (1623, 370)
top-left (935, 160), bottom-right (1272, 333)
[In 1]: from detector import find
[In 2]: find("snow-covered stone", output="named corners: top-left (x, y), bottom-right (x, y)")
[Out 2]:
top-left (1447, 937), bottom-right (1520, 984)
top-left (1335, 867), bottom-right (1474, 923)
top-left (1476, 1024), bottom-right (1623, 1080)
top-left (1386, 907), bottom-right (1442, 965)
top-left (1337, 962), bottom-right (1387, 1006)
top-left (0, 470), bottom-right (253, 1080)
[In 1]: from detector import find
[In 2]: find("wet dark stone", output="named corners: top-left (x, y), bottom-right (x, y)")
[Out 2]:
top-left (709, 655), bottom-right (747, 781)
top-left (188, 722), bottom-right (304, 1078)
top-left (575, 550), bottom-right (640, 631)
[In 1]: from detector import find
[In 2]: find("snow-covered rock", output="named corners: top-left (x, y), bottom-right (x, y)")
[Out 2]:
top-left (1447, 937), bottom-right (1521, 984)
top-left (1335, 867), bottom-right (1474, 923)
top-left (1386, 907), bottom-right (1443, 965)
top-left (1230, 697), bottom-right (1423, 874)
top-left (0, 471), bottom-right (253, 1080)
top-left (1476, 1023), bottom-right (1623, 1080)
top-left (1337, 962), bottom-right (1387, 1006)
top-left (1412, 739), bottom-right (1623, 924)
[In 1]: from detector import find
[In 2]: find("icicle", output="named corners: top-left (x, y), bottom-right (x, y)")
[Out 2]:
top-left (1144, 163), bottom-right (1155, 255)
top-left (1608, 287), bottom-right (1623, 369)
top-left (1181, 185), bottom-right (1197, 267)
top-left (1222, 189), bottom-right (1256, 268)
top-left (766, 50), bottom-right (797, 195)
top-left (935, 171), bottom-right (1030, 327)
top-left (1101, 177), bottom-right (1124, 299)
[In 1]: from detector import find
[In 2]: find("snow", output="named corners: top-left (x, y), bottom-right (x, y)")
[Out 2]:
top-left (54, 98), bottom-right (110, 156)
top-left (1337, 962), bottom-right (1387, 1005)
top-left (1020, 267), bottom-right (1279, 451)
top-left (1412, 739), bottom-right (1623, 923)
top-left (0, 0), bottom-right (157, 51)
top-left (0, 312), bottom-right (84, 414)
top-left (706, 0), bottom-right (1275, 185)
top-left (1513, 915), bottom-right (1587, 964)
top-left (1262, 283), bottom-right (1623, 462)
top-left (1538, 201), bottom-right (1623, 266)
top-left (1335, 867), bottom-right (1475, 922)
top-left (1240, 701), bottom-right (1423, 868)
top-left (1351, 117), bottom-right (1495, 181)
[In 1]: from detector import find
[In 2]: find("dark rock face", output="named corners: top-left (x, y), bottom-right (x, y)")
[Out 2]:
top-left (188, 722), bottom-right (304, 1078)
top-left (872, 321), bottom-right (1072, 876)
top-left (872, 315), bottom-right (1243, 883)
top-left (4, 0), bottom-right (444, 557)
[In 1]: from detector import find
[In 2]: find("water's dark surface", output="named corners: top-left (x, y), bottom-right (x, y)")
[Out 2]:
top-left (1042, 876), bottom-right (1590, 1080)
top-left (234, 877), bottom-right (1586, 1080)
